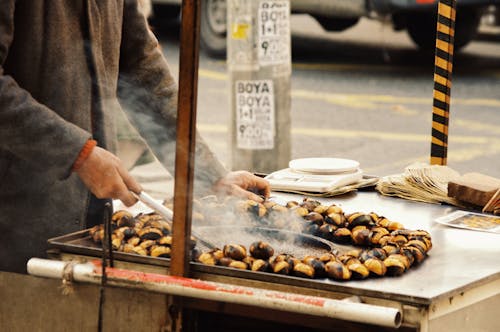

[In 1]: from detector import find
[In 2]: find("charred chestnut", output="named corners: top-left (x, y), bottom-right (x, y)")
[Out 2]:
top-left (272, 260), bottom-right (291, 275)
top-left (332, 228), bottom-right (352, 244)
top-left (383, 255), bottom-right (406, 276)
top-left (150, 245), bottom-right (171, 258)
top-left (347, 261), bottom-right (370, 279)
top-left (127, 236), bottom-right (141, 246)
top-left (360, 248), bottom-right (387, 262)
top-left (158, 235), bottom-right (172, 246)
top-left (304, 212), bottom-right (324, 226)
top-left (300, 198), bottom-right (322, 212)
top-left (326, 204), bottom-right (343, 215)
top-left (317, 223), bottom-right (336, 240)
top-left (403, 245), bottom-right (426, 264)
top-left (303, 256), bottom-right (327, 278)
top-left (363, 258), bottom-right (387, 277)
top-left (112, 210), bottom-right (135, 228)
top-left (370, 227), bottom-right (390, 245)
top-left (137, 227), bottom-right (163, 241)
top-left (223, 244), bottom-right (247, 261)
top-left (346, 213), bottom-right (375, 229)
top-left (293, 262), bottom-right (315, 279)
top-left (325, 261), bottom-right (351, 280)
top-left (249, 241), bottom-right (275, 260)
top-left (324, 212), bottom-right (346, 227)
top-left (351, 227), bottom-right (372, 246)
top-left (251, 259), bottom-right (271, 272)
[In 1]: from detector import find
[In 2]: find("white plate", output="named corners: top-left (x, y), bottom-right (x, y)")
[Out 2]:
top-left (289, 158), bottom-right (360, 174)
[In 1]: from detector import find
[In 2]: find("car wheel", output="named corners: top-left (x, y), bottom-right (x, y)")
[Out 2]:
top-left (200, 0), bottom-right (227, 57)
top-left (314, 16), bottom-right (360, 32)
top-left (406, 8), bottom-right (482, 51)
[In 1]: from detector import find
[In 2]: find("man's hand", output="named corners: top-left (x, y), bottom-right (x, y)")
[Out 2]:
top-left (75, 147), bottom-right (142, 206)
top-left (213, 171), bottom-right (271, 202)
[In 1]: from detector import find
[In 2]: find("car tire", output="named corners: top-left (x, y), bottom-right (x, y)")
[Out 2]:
top-left (314, 16), bottom-right (360, 32)
top-left (406, 8), bottom-right (482, 51)
top-left (200, 0), bottom-right (227, 57)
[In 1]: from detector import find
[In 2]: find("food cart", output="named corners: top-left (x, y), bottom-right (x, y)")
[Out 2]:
top-left (1, 1), bottom-right (499, 331)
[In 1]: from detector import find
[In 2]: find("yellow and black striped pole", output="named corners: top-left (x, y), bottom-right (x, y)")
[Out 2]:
top-left (430, 0), bottom-right (457, 165)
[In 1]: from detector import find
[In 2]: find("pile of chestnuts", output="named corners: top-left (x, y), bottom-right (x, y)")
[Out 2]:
top-left (193, 197), bottom-right (432, 280)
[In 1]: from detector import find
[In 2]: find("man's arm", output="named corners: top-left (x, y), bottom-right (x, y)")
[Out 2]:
top-left (118, 0), bottom-right (229, 195)
top-left (0, 1), bottom-right (91, 179)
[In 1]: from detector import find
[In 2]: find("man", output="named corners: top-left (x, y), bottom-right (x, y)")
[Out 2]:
top-left (0, 0), bottom-right (269, 273)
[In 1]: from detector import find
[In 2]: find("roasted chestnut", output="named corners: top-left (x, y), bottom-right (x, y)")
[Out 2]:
top-left (127, 236), bottom-right (141, 246)
top-left (303, 256), bottom-right (327, 278)
top-left (198, 252), bottom-right (217, 265)
top-left (332, 228), bottom-right (352, 244)
top-left (300, 198), bottom-right (322, 212)
top-left (326, 204), bottom-right (343, 215)
top-left (387, 221), bottom-right (404, 231)
top-left (360, 248), bottom-right (387, 262)
top-left (347, 261), bottom-right (370, 279)
top-left (351, 227), bottom-right (372, 246)
top-left (137, 227), bottom-right (163, 241)
top-left (132, 246), bottom-right (148, 256)
top-left (324, 212), bottom-right (346, 227)
top-left (383, 255), bottom-right (406, 276)
top-left (363, 258), bottom-right (387, 277)
top-left (228, 260), bottom-right (249, 270)
top-left (325, 261), bottom-right (351, 280)
top-left (112, 210), bottom-right (135, 228)
top-left (293, 262), bottom-right (315, 278)
top-left (251, 259), bottom-right (271, 272)
top-left (223, 244), bottom-right (247, 261)
top-left (158, 235), bottom-right (172, 246)
top-left (402, 245), bottom-right (426, 264)
top-left (318, 224), bottom-right (336, 240)
top-left (249, 241), bottom-right (274, 260)
top-left (313, 204), bottom-right (329, 215)
top-left (291, 206), bottom-right (309, 218)
top-left (346, 213), bottom-right (374, 229)
top-left (150, 245), bottom-right (171, 258)
top-left (272, 260), bottom-right (291, 275)
top-left (370, 227), bottom-right (389, 245)
top-left (304, 212), bottom-right (324, 226)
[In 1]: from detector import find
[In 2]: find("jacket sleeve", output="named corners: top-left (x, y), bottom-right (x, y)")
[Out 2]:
top-left (0, 1), bottom-right (91, 179)
top-left (118, 0), bottom-right (228, 194)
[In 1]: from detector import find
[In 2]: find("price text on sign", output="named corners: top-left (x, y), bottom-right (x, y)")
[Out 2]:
top-left (236, 80), bottom-right (275, 150)
top-left (258, 1), bottom-right (290, 66)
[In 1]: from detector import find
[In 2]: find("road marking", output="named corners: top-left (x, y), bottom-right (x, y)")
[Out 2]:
top-left (365, 141), bottom-right (500, 174)
top-left (291, 89), bottom-right (500, 108)
top-left (197, 124), bottom-right (497, 144)
top-left (198, 70), bottom-right (500, 108)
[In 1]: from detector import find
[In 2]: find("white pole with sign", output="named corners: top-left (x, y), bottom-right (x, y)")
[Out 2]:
top-left (228, 0), bottom-right (291, 174)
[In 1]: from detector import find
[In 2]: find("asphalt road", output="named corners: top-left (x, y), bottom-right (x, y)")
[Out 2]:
top-left (152, 15), bottom-right (500, 179)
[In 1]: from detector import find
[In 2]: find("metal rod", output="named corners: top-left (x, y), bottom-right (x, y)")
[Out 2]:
top-left (430, 0), bottom-right (457, 165)
top-left (171, 0), bottom-right (202, 277)
top-left (27, 258), bottom-right (403, 328)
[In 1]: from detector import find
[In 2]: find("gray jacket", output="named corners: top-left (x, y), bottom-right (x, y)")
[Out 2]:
top-left (0, 0), bottom-right (227, 273)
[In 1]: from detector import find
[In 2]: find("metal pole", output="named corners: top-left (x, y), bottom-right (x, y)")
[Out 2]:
top-left (27, 258), bottom-right (403, 329)
top-left (430, 0), bottom-right (457, 166)
top-left (171, 0), bottom-right (201, 278)
top-left (228, 0), bottom-right (291, 174)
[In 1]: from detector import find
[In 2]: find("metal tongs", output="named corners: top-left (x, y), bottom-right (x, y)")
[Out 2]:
top-left (132, 191), bottom-right (217, 249)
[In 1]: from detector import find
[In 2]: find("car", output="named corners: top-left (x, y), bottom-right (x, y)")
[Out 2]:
top-left (149, 0), bottom-right (500, 56)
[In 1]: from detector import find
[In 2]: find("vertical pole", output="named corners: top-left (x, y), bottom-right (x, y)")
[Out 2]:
top-left (430, 0), bottom-right (457, 165)
top-left (171, 1), bottom-right (201, 331)
top-left (171, 0), bottom-right (201, 278)
top-left (228, 0), bottom-right (291, 174)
